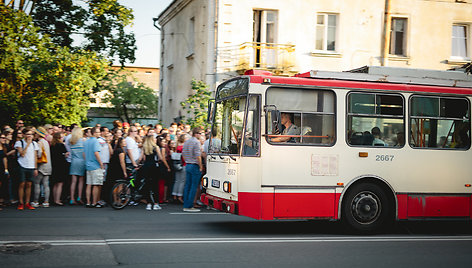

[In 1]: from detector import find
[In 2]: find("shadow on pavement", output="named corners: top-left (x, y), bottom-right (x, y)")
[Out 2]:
top-left (206, 219), bottom-right (472, 236)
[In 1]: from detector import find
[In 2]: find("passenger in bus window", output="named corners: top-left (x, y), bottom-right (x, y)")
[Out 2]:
top-left (395, 132), bottom-right (405, 147)
top-left (371, 127), bottom-right (387, 146)
top-left (271, 113), bottom-right (300, 143)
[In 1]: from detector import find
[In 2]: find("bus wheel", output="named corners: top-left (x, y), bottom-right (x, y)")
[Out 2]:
top-left (342, 183), bottom-right (392, 233)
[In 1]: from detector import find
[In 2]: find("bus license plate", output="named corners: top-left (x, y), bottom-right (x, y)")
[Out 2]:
top-left (212, 179), bottom-right (220, 188)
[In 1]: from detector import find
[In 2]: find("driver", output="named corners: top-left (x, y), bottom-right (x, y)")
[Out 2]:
top-left (271, 112), bottom-right (300, 143)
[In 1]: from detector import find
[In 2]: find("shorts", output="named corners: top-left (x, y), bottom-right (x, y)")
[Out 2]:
top-left (19, 167), bottom-right (35, 183)
top-left (86, 169), bottom-right (104, 186)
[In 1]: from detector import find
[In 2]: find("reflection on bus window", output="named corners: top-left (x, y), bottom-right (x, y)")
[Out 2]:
top-left (347, 93), bottom-right (404, 147)
top-left (212, 96), bottom-right (246, 154)
top-left (410, 96), bottom-right (470, 149)
top-left (266, 87), bottom-right (335, 145)
top-left (242, 95), bottom-right (260, 156)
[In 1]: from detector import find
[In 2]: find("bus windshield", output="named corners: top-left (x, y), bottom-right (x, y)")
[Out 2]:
top-left (212, 96), bottom-right (247, 155)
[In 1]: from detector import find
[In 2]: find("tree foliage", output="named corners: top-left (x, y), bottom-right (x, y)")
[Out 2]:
top-left (101, 69), bottom-right (158, 123)
top-left (4, 0), bottom-right (136, 65)
top-left (0, 5), bottom-right (108, 126)
top-left (180, 79), bottom-right (212, 128)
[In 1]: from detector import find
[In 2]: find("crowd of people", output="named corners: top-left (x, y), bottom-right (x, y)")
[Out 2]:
top-left (0, 120), bottom-right (212, 212)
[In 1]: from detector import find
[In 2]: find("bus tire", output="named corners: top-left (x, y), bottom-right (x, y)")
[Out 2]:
top-left (341, 182), bottom-right (393, 233)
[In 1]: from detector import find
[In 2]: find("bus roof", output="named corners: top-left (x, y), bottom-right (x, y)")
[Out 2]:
top-left (245, 66), bottom-right (472, 95)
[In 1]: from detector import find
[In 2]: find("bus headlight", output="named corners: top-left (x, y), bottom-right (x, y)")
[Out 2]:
top-left (223, 181), bottom-right (232, 193)
top-left (202, 177), bottom-right (208, 188)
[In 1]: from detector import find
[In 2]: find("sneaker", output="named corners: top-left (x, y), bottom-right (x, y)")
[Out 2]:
top-left (94, 204), bottom-right (103, 208)
top-left (25, 203), bottom-right (36, 210)
top-left (31, 202), bottom-right (39, 208)
top-left (146, 204), bottom-right (152, 211)
top-left (183, 207), bottom-right (200, 212)
top-left (17, 204), bottom-right (24, 210)
top-left (153, 204), bottom-right (162, 210)
top-left (85, 204), bottom-right (93, 208)
top-left (42, 203), bottom-right (49, 208)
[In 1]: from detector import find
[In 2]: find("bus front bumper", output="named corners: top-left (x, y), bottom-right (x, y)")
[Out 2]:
top-left (201, 193), bottom-right (238, 214)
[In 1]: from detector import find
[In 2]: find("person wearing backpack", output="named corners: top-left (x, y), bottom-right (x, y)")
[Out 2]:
top-left (14, 127), bottom-right (39, 210)
top-left (32, 127), bottom-right (52, 208)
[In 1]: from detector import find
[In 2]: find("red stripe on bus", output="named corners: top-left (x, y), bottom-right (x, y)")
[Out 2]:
top-left (238, 192), bottom-right (341, 220)
top-left (404, 194), bottom-right (471, 218)
top-left (205, 192), bottom-right (471, 220)
top-left (249, 76), bottom-right (472, 95)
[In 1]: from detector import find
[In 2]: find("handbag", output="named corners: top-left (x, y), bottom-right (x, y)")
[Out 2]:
top-left (37, 142), bottom-right (47, 164)
top-left (171, 152), bottom-right (183, 171)
top-left (173, 160), bottom-right (183, 171)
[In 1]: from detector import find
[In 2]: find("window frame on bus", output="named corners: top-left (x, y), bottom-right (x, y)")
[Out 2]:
top-left (346, 91), bottom-right (406, 149)
top-left (408, 94), bottom-right (471, 151)
top-left (241, 94), bottom-right (262, 157)
top-left (264, 85), bottom-right (337, 147)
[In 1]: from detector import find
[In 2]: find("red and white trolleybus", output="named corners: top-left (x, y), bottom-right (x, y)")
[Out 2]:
top-left (200, 66), bottom-right (472, 232)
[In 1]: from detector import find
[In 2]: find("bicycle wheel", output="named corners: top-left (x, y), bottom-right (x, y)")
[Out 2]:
top-left (110, 181), bottom-right (131, 210)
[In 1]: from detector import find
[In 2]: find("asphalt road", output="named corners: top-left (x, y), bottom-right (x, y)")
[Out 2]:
top-left (1, 203), bottom-right (471, 267)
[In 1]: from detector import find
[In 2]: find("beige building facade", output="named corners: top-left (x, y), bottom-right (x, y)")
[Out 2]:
top-left (157, 0), bottom-right (472, 125)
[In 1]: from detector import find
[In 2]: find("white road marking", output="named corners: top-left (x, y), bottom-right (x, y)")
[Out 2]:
top-left (2, 236), bottom-right (472, 246)
top-left (169, 212), bottom-right (226, 215)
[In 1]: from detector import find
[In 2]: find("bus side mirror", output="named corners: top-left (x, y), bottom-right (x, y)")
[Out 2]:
top-left (264, 105), bottom-right (281, 135)
top-left (271, 110), bottom-right (282, 134)
top-left (207, 99), bottom-right (215, 123)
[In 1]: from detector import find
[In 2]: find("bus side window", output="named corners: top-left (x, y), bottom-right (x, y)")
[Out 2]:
top-left (266, 87), bottom-right (336, 146)
top-left (347, 92), bottom-right (404, 148)
top-left (410, 96), bottom-right (470, 149)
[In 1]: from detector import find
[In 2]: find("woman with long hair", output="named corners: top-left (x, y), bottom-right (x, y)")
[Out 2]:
top-left (0, 132), bottom-right (8, 209)
top-left (142, 135), bottom-right (169, 210)
top-left (106, 137), bottom-right (127, 205)
top-left (68, 127), bottom-right (85, 205)
top-left (157, 136), bottom-right (172, 203)
top-left (5, 129), bottom-right (21, 204)
top-left (111, 128), bottom-right (123, 150)
top-left (50, 132), bottom-right (68, 206)
top-left (171, 134), bottom-right (189, 203)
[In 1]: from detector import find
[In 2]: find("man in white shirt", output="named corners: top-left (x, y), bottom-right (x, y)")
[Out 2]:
top-left (98, 127), bottom-right (112, 170)
top-left (125, 126), bottom-right (141, 168)
top-left (14, 127), bottom-right (39, 210)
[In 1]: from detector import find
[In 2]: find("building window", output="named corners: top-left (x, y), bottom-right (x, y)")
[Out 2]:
top-left (390, 18), bottom-right (407, 56)
top-left (253, 10), bottom-right (278, 67)
top-left (188, 17), bottom-right (195, 56)
top-left (452, 24), bottom-right (469, 59)
top-left (316, 14), bottom-right (337, 51)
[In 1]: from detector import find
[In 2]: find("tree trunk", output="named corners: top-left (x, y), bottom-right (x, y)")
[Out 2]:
top-left (122, 103), bottom-right (130, 123)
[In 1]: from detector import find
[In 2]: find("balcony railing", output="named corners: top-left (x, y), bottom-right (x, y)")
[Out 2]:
top-left (218, 42), bottom-right (296, 75)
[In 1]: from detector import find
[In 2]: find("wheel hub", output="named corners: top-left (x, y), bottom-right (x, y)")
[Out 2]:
top-left (351, 191), bottom-right (381, 224)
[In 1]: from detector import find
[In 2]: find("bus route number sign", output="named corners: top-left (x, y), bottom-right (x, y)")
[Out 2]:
top-left (376, 155), bottom-right (394, 161)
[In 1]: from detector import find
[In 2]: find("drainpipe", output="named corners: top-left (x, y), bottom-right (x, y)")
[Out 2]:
top-left (381, 0), bottom-right (392, 66)
top-left (206, 0), bottom-right (218, 90)
top-left (214, 0), bottom-right (219, 88)
top-left (152, 17), bottom-right (162, 120)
